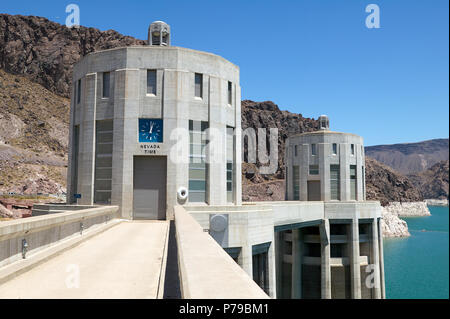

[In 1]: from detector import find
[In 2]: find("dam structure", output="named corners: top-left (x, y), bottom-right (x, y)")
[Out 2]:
top-left (0, 21), bottom-right (384, 299)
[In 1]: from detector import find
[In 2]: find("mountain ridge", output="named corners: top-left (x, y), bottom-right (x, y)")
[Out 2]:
top-left (365, 138), bottom-right (449, 175)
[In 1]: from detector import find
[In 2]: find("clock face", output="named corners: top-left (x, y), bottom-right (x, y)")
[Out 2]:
top-left (139, 119), bottom-right (163, 143)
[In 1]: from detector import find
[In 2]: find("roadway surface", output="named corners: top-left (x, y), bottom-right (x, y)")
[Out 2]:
top-left (0, 221), bottom-right (168, 299)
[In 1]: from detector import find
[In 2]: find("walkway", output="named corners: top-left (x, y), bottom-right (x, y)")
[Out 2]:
top-left (0, 221), bottom-right (168, 299)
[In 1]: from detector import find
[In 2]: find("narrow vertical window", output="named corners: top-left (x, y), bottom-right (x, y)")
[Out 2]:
top-left (351, 144), bottom-right (355, 155)
top-left (332, 143), bottom-right (337, 155)
top-left (195, 73), bottom-right (203, 98)
top-left (147, 70), bottom-right (157, 95)
top-left (311, 143), bottom-right (317, 156)
top-left (71, 125), bottom-right (80, 202)
top-left (77, 79), bottom-right (81, 104)
top-left (226, 126), bottom-right (234, 203)
top-left (330, 164), bottom-right (340, 200)
top-left (94, 120), bottom-right (113, 204)
top-left (252, 243), bottom-right (270, 295)
top-left (189, 120), bottom-right (208, 202)
top-left (350, 165), bottom-right (357, 200)
top-left (294, 145), bottom-right (298, 157)
top-left (293, 166), bottom-right (300, 200)
top-left (102, 72), bottom-right (110, 98)
top-left (228, 81), bottom-right (232, 105)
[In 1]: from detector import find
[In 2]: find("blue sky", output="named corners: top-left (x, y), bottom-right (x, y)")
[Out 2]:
top-left (1, 0), bottom-right (448, 146)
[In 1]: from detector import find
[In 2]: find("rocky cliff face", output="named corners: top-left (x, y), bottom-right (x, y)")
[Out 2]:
top-left (241, 100), bottom-right (319, 179)
top-left (365, 138), bottom-right (449, 175)
top-left (241, 100), bottom-right (319, 201)
top-left (380, 208), bottom-right (410, 238)
top-left (364, 157), bottom-right (423, 206)
top-left (408, 160), bottom-right (449, 200)
top-left (0, 14), bottom-right (145, 98)
top-left (0, 69), bottom-right (68, 194)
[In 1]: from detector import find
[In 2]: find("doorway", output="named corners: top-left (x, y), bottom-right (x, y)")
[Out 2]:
top-left (133, 156), bottom-right (167, 220)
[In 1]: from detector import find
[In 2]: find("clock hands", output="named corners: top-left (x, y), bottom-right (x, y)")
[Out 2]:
top-left (149, 122), bottom-right (154, 134)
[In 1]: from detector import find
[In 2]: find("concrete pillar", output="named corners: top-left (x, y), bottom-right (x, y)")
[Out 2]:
top-left (234, 85), bottom-right (242, 205)
top-left (300, 144), bottom-right (309, 201)
top-left (241, 243), bottom-right (253, 280)
top-left (339, 143), bottom-right (350, 201)
top-left (165, 69), bottom-right (189, 219)
top-left (291, 228), bottom-right (303, 298)
top-left (319, 143), bottom-right (329, 201)
top-left (371, 218), bottom-right (382, 299)
top-left (274, 232), bottom-right (283, 297)
top-left (356, 143), bottom-right (364, 201)
top-left (286, 145), bottom-right (293, 200)
top-left (377, 218), bottom-right (386, 299)
top-left (320, 220), bottom-right (331, 299)
top-left (350, 219), bottom-right (361, 299)
top-left (111, 69), bottom-right (140, 219)
top-left (78, 73), bottom-right (97, 205)
top-left (207, 77), bottom-right (227, 205)
top-left (268, 239), bottom-right (277, 298)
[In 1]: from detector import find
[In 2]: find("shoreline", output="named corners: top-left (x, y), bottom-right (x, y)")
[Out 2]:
top-left (425, 199), bottom-right (449, 207)
top-left (381, 201), bottom-right (431, 238)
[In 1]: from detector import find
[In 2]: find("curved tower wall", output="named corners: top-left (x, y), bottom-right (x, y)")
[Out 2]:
top-left (67, 45), bottom-right (242, 219)
top-left (285, 131), bottom-right (366, 202)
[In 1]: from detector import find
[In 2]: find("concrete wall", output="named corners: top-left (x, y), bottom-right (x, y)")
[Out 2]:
top-left (174, 206), bottom-right (269, 299)
top-left (0, 206), bottom-right (119, 268)
top-left (185, 201), bottom-right (383, 299)
top-left (68, 46), bottom-right (242, 220)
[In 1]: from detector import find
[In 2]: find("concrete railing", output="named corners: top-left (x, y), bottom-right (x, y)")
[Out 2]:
top-left (174, 206), bottom-right (269, 299)
top-left (0, 206), bottom-right (119, 269)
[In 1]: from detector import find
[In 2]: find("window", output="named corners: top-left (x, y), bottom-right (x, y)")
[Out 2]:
top-left (330, 164), bottom-right (340, 200)
top-left (189, 120), bottom-right (208, 202)
top-left (94, 120), bottom-right (113, 204)
top-left (294, 145), bottom-right (298, 157)
top-left (350, 165), bottom-right (357, 200)
top-left (71, 125), bottom-right (80, 202)
top-left (252, 243), bottom-right (271, 295)
top-left (309, 165), bottom-right (319, 175)
top-left (351, 144), bottom-right (355, 155)
top-left (228, 81), bottom-right (232, 105)
top-left (147, 70), bottom-right (157, 95)
top-left (224, 247), bottom-right (241, 264)
top-left (226, 126), bottom-right (234, 202)
top-left (195, 73), bottom-right (203, 98)
top-left (332, 143), bottom-right (338, 155)
top-left (311, 144), bottom-right (317, 156)
top-left (102, 72), bottom-right (110, 98)
top-left (293, 166), bottom-right (300, 200)
top-left (77, 79), bottom-right (81, 104)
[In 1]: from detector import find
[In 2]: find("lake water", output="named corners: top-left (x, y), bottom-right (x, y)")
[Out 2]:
top-left (383, 205), bottom-right (449, 299)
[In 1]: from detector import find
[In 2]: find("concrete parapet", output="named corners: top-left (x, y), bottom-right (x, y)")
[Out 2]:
top-left (174, 205), bottom-right (269, 299)
top-left (0, 206), bottom-right (119, 268)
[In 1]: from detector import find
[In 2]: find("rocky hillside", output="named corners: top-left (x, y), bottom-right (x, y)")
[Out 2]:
top-left (0, 69), bottom-right (68, 194)
top-left (408, 160), bottom-right (449, 200)
top-left (364, 157), bottom-right (423, 206)
top-left (0, 14), bottom-right (145, 98)
top-left (365, 138), bottom-right (449, 175)
top-left (241, 100), bottom-right (319, 201)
